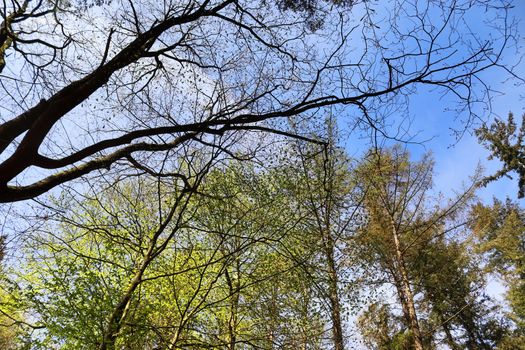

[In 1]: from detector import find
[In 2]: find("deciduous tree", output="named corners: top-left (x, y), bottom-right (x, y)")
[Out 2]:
top-left (0, 0), bottom-right (518, 203)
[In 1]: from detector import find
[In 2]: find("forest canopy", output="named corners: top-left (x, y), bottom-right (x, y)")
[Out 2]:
top-left (0, 0), bottom-right (524, 349)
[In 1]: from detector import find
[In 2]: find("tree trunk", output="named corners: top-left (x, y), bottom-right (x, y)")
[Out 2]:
top-left (443, 321), bottom-right (461, 350)
top-left (322, 231), bottom-right (345, 350)
top-left (99, 253), bottom-right (151, 350)
top-left (225, 260), bottom-right (240, 350)
top-left (391, 218), bottom-right (425, 350)
top-left (319, 139), bottom-right (345, 350)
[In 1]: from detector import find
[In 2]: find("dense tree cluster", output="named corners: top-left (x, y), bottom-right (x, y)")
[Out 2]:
top-left (0, 141), bottom-right (523, 349)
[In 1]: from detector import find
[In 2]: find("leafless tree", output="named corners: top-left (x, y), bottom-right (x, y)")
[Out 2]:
top-left (0, 0), bottom-right (520, 203)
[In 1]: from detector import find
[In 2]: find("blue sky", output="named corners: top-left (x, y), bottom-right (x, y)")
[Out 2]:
top-left (409, 0), bottom-right (525, 202)
top-left (425, 2), bottom-right (524, 203)
top-left (340, 1), bottom-right (525, 204)
top-left (344, 1), bottom-right (525, 306)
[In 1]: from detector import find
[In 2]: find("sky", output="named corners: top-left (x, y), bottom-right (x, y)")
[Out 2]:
top-left (336, 0), bottom-right (525, 312)
top-left (342, 1), bottom-right (525, 204)
top-left (0, 2), bottom-right (523, 348)
top-left (420, 2), bottom-right (525, 304)
top-left (414, 2), bottom-right (524, 203)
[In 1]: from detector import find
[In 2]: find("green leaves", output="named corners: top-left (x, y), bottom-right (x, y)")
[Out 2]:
top-left (2, 142), bottom-right (523, 349)
top-left (471, 198), bottom-right (525, 335)
top-left (476, 113), bottom-right (525, 198)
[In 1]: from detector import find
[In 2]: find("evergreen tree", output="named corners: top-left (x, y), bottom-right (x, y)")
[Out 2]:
top-left (354, 146), bottom-right (497, 349)
top-left (471, 198), bottom-right (525, 347)
top-left (476, 112), bottom-right (525, 198)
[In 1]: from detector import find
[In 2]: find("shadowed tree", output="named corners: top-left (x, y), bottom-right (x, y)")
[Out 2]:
top-left (413, 236), bottom-right (505, 349)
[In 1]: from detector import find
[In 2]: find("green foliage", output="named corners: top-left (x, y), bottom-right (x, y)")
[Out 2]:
top-left (11, 159), bottom-right (335, 348)
top-left (18, 181), bottom-right (166, 348)
top-left (471, 198), bottom-right (525, 334)
top-left (413, 237), bottom-right (505, 349)
top-left (0, 255), bottom-right (31, 349)
top-left (0, 283), bottom-right (19, 350)
top-left (1, 143), bottom-right (518, 349)
top-left (358, 302), bottom-right (405, 350)
top-left (476, 112), bottom-right (525, 198)
top-left (354, 146), bottom-right (504, 349)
